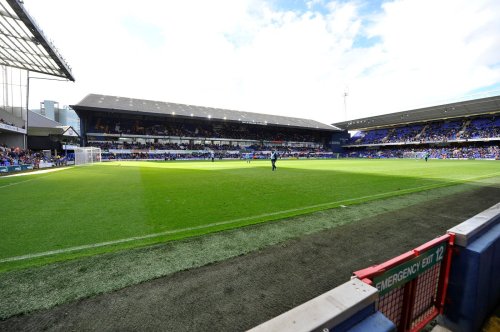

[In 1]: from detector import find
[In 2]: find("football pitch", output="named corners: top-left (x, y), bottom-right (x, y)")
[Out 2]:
top-left (1, 158), bottom-right (499, 271)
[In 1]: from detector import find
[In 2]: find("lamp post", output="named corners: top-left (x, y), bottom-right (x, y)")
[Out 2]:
top-left (343, 89), bottom-right (349, 121)
top-left (25, 70), bottom-right (29, 149)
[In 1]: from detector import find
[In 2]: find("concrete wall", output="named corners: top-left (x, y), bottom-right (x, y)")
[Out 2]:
top-left (248, 278), bottom-right (395, 332)
top-left (439, 203), bottom-right (500, 332)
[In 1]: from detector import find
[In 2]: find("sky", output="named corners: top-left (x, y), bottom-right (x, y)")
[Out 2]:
top-left (23, 0), bottom-right (500, 125)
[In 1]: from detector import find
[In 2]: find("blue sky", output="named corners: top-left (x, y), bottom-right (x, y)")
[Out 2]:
top-left (23, 0), bottom-right (500, 124)
top-left (122, 17), bottom-right (165, 48)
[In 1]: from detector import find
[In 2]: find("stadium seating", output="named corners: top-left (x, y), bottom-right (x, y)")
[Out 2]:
top-left (353, 128), bottom-right (389, 145)
top-left (344, 145), bottom-right (500, 160)
top-left (385, 124), bottom-right (424, 143)
top-left (97, 143), bottom-right (332, 161)
top-left (88, 117), bottom-right (322, 143)
top-left (348, 116), bottom-right (500, 146)
top-left (344, 114), bottom-right (499, 160)
top-left (83, 115), bottom-right (332, 160)
top-left (463, 117), bottom-right (500, 139)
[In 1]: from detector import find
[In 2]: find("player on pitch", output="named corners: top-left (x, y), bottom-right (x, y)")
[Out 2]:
top-left (271, 150), bottom-right (278, 171)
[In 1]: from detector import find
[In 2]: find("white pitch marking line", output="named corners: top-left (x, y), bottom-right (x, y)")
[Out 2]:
top-left (0, 167), bottom-right (71, 189)
top-left (0, 177), bottom-right (40, 189)
top-left (1, 171), bottom-right (499, 264)
top-left (1, 166), bottom-right (70, 178)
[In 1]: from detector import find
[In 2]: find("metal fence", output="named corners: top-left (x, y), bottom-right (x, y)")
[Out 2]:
top-left (353, 234), bottom-right (455, 332)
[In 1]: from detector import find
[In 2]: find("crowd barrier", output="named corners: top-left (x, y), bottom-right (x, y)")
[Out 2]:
top-left (438, 202), bottom-right (500, 332)
top-left (249, 202), bottom-right (500, 332)
top-left (0, 164), bottom-right (33, 174)
top-left (353, 234), bottom-right (454, 332)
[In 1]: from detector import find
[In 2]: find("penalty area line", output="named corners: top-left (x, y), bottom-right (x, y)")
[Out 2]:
top-left (1, 171), bottom-right (499, 264)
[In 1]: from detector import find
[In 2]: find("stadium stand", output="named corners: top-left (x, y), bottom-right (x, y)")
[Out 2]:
top-left (333, 96), bottom-right (500, 160)
top-left (71, 94), bottom-right (343, 160)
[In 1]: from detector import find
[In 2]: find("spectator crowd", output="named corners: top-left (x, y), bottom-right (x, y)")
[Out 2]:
top-left (344, 145), bottom-right (500, 160)
top-left (350, 116), bottom-right (500, 145)
top-left (0, 145), bottom-right (35, 166)
top-left (0, 144), bottom-right (67, 168)
top-left (98, 143), bottom-right (332, 161)
top-left (89, 117), bottom-right (324, 144)
top-left (3, 113), bottom-right (499, 167)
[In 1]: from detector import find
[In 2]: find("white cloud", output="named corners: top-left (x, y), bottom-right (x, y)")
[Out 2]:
top-left (23, 0), bottom-right (500, 124)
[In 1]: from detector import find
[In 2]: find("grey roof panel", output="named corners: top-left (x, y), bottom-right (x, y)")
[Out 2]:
top-left (72, 94), bottom-right (339, 131)
top-left (28, 110), bottom-right (62, 128)
top-left (333, 95), bottom-right (500, 130)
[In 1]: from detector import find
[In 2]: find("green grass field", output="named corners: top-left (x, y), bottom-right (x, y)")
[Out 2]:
top-left (1, 158), bottom-right (499, 271)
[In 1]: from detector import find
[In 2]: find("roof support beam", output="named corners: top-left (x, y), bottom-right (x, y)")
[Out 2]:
top-left (0, 0), bottom-right (74, 81)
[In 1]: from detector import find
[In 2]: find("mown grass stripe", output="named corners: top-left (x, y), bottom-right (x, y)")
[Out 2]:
top-left (0, 168), bottom-right (70, 189)
top-left (2, 171), bottom-right (498, 264)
